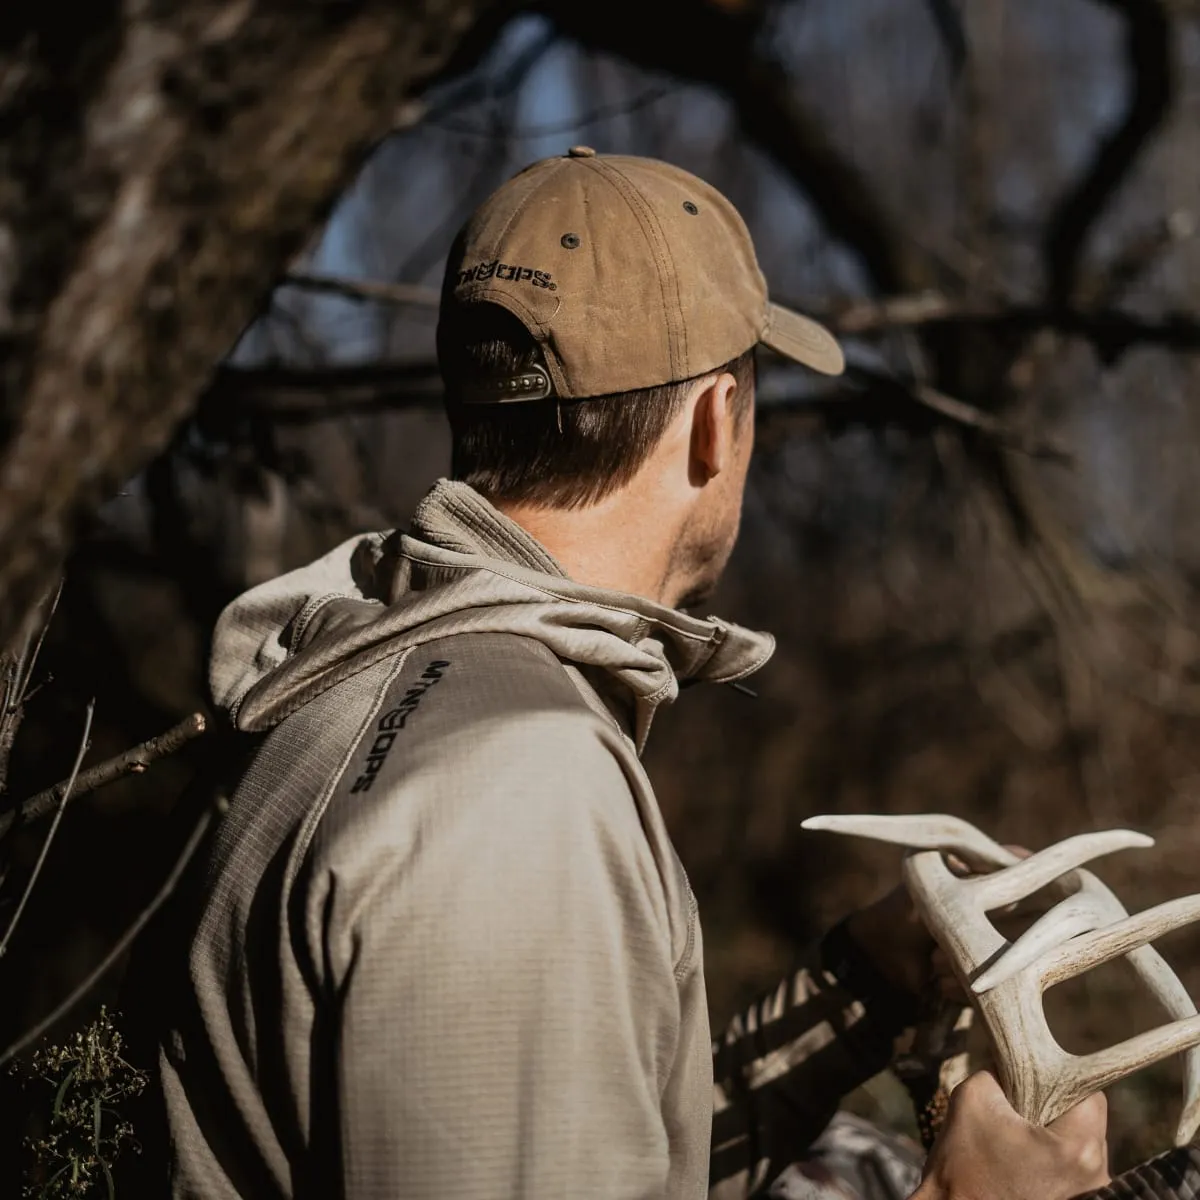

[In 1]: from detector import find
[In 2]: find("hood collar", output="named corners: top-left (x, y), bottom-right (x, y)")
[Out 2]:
top-left (407, 480), bottom-right (567, 578)
top-left (211, 480), bottom-right (774, 752)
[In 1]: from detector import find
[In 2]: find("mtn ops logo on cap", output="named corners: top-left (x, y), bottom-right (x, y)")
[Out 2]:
top-left (439, 147), bottom-right (844, 403)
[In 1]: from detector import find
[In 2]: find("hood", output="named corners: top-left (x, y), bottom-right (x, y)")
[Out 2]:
top-left (210, 480), bottom-right (774, 751)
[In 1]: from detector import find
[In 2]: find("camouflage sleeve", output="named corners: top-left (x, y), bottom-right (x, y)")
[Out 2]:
top-left (1082, 1147), bottom-right (1200, 1200)
top-left (708, 919), bottom-right (920, 1198)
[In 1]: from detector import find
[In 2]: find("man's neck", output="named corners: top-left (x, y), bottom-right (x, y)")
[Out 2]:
top-left (495, 486), bottom-right (682, 607)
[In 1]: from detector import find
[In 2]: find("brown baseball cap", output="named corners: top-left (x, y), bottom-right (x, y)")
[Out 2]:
top-left (439, 147), bottom-right (844, 403)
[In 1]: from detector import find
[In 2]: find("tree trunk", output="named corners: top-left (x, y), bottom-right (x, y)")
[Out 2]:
top-left (0, 0), bottom-right (498, 652)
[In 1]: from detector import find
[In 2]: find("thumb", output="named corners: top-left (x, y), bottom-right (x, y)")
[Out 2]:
top-left (947, 1070), bottom-right (1016, 1123)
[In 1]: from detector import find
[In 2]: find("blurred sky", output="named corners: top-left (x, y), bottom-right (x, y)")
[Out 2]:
top-left (240, 2), bottom-right (1131, 364)
top-left (226, 0), bottom-right (1200, 569)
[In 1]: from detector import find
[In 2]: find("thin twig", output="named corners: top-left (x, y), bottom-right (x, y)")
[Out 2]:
top-left (0, 802), bottom-right (219, 1068)
top-left (16, 579), bottom-right (62, 713)
top-left (429, 85), bottom-right (676, 138)
top-left (415, 25), bottom-right (558, 131)
top-left (281, 273), bottom-right (439, 308)
top-left (266, 275), bottom-right (1200, 369)
top-left (1077, 210), bottom-right (1196, 307)
top-left (0, 580), bottom-right (63, 795)
top-left (846, 366), bottom-right (1074, 462)
top-left (0, 712), bottom-right (207, 842)
top-left (909, 383), bottom-right (1073, 463)
top-left (1043, 0), bottom-right (1173, 307)
top-left (2, 580), bottom-right (62, 719)
top-left (818, 291), bottom-right (999, 334)
top-left (0, 700), bottom-right (94, 960)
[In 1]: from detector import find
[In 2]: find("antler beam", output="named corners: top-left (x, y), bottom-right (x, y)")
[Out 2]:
top-left (802, 813), bottom-right (1200, 1144)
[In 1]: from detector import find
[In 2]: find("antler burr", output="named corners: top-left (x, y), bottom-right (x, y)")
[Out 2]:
top-left (802, 813), bottom-right (1200, 1145)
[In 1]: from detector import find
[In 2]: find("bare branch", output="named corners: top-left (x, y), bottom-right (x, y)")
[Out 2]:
top-left (280, 273), bottom-right (1200, 368)
top-left (819, 292), bottom-right (999, 334)
top-left (910, 385), bottom-right (1071, 462)
top-left (209, 352), bottom-right (1070, 464)
top-left (268, 280), bottom-right (983, 331)
top-left (0, 699), bottom-right (94, 960)
top-left (0, 712), bottom-right (208, 842)
top-left (418, 22), bottom-right (559, 129)
top-left (269, 279), bottom-right (980, 332)
top-left (0, 0), bottom-right (497, 655)
top-left (827, 293), bottom-right (1200, 364)
top-left (1044, 0), bottom-right (1174, 306)
top-left (428, 83), bottom-right (676, 138)
top-left (546, 1), bottom-right (928, 293)
top-left (924, 0), bottom-right (969, 77)
top-left (0, 801), bottom-right (218, 1068)
top-left (1077, 209), bottom-right (1197, 307)
top-left (816, 293), bottom-right (1200, 361)
top-left (201, 363), bottom-right (442, 423)
top-left (842, 366), bottom-right (1073, 462)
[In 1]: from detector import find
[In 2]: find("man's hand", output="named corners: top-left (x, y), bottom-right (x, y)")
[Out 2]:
top-left (843, 880), bottom-right (941, 999)
top-left (842, 846), bottom-right (1036, 1003)
top-left (912, 1071), bottom-right (1109, 1200)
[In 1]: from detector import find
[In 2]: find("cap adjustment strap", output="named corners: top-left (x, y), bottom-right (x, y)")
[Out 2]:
top-left (457, 363), bottom-right (554, 405)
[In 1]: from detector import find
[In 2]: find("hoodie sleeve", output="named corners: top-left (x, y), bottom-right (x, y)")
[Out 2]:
top-left (708, 921), bottom-right (920, 1197)
top-left (320, 709), bottom-right (683, 1200)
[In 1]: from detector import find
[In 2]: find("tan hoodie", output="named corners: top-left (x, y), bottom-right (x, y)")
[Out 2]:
top-left (161, 480), bottom-right (921, 1199)
top-left (161, 479), bottom-right (777, 1199)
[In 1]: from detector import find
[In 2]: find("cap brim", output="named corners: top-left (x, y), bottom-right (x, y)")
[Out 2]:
top-left (761, 302), bottom-right (844, 376)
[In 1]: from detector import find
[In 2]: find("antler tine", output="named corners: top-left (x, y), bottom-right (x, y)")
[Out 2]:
top-left (803, 812), bottom-right (1200, 1143)
top-left (1048, 1014), bottom-right (1200, 1123)
top-left (1124, 944), bottom-right (1200, 1144)
top-left (975, 876), bottom-right (1200, 1139)
top-left (973, 892), bottom-right (1105, 992)
top-left (799, 813), bottom-right (1013, 872)
top-left (968, 830), bottom-right (1153, 910)
top-left (1034, 894), bottom-right (1200, 991)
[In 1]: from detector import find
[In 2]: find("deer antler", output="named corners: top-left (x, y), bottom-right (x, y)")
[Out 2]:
top-left (802, 813), bottom-right (1200, 1144)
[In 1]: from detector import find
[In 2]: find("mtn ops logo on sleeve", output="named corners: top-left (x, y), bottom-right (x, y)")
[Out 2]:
top-left (455, 260), bottom-right (557, 291)
top-left (349, 659), bottom-right (450, 794)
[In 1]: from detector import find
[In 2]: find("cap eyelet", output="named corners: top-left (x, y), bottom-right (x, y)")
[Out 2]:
top-left (561, 233), bottom-right (581, 249)
top-left (683, 201), bottom-right (699, 215)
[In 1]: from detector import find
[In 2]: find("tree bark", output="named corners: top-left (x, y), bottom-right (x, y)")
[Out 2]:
top-left (0, 0), bottom-right (498, 653)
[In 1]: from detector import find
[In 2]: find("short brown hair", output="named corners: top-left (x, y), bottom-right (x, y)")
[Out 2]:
top-left (439, 304), bottom-right (755, 510)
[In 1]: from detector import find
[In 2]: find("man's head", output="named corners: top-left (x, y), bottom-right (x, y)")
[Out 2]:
top-left (437, 148), bottom-right (843, 606)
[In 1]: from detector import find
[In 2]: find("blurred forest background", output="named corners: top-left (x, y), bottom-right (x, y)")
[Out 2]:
top-left (5, 0), bottom-right (1200, 1189)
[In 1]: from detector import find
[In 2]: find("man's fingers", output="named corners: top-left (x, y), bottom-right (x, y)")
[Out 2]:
top-left (946, 852), bottom-right (972, 877)
top-left (927, 1070), bottom-right (1112, 1199)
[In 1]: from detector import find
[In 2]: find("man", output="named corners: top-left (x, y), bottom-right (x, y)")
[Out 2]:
top-left (158, 149), bottom-right (1109, 1199)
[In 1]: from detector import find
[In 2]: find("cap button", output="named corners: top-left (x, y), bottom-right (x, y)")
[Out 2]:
top-left (567, 145), bottom-right (596, 158)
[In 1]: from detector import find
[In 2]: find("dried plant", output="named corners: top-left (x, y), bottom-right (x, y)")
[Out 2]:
top-left (9, 1008), bottom-right (148, 1198)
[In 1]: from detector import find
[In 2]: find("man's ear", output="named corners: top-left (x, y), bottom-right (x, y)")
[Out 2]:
top-left (688, 371), bottom-right (739, 486)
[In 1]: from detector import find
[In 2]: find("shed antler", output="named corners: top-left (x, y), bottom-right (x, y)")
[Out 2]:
top-left (801, 813), bottom-right (1200, 1145)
